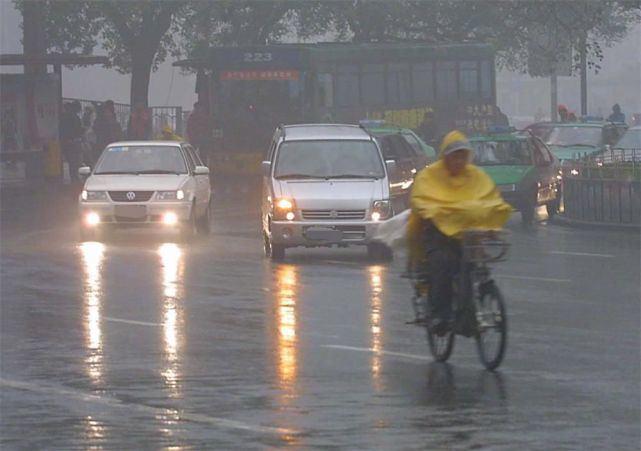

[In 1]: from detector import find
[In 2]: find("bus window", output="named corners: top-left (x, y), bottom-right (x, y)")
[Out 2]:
top-left (412, 62), bottom-right (434, 102)
top-left (336, 64), bottom-right (360, 107)
top-left (317, 73), bottom-right (334, 107)
top-left (361, 64), bottom-right (385, 106)
top-left (459, 61), bottom-right (479, 100)
top-left (480, 60), bottom-right (492, 100)
top-left (387, 63), bottom-right (411, 105)
top-left (436, 61), bottom-right (457, 100)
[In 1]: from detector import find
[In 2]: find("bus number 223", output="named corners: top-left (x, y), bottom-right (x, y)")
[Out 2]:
top-left (243, 52), bottom-right (273, 63)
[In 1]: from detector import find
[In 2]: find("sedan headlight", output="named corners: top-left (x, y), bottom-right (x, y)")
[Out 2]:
top-left (156, 190), bottom-right (185, 201)
top-left (81, 190), bottom-right (108, 201)
top-left (372, 200), bottom-right (391, 221)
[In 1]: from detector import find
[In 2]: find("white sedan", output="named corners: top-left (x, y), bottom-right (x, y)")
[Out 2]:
top-left (78, 141), bottom-right (211, 240)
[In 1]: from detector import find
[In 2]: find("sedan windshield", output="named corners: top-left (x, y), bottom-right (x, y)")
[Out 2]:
top-left (615, 129), bottom-right (641, 149)
top-left (472, 140), bottom-right (532, 165)
top-left (546, 126), bottom-right (602, 147)
top-left (95, 145), bottom-right (187, 175)
top-left (274, 140), bottom-right (385, 179)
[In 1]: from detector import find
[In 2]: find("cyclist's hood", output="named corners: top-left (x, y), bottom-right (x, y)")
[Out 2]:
top-left (410, 160), bottom-right (511, 237)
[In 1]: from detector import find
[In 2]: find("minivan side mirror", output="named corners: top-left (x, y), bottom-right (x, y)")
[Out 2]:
top-left (262, 161), bottom-right (272, 177)
top-left (194, 166), bottom-right (210, 176)
top-left (78, 166), bottom-right (91, 177)
top-left (385, 160), bottom-right (397, 175)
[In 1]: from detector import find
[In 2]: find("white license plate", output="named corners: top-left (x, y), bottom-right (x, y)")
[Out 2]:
top-left (115, 205), bottom-right (147, 218)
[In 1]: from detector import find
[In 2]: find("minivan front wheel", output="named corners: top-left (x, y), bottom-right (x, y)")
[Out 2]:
top-left (264, 234), bottom-right (285, 261)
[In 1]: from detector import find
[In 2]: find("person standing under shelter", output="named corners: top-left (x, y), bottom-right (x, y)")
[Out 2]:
top-left (608, 104), bottom-right (625, 123)
top-left (127, 102), bottom-right (152, 140)
top-left (59, 101), bottom-right (84, 182)
top-left (93, 100), bottom-right (122, 164)
top-left (186, 101), bottom-right (212, 166)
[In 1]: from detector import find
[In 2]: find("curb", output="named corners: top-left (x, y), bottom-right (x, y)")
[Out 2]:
top-left (554, 214), bottom-right (640, 232)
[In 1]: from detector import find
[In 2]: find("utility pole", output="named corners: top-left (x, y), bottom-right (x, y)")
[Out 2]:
top-left (579, 33), bottom-right (588, 117)
top-left (551, 69), bottom-right (558, 122)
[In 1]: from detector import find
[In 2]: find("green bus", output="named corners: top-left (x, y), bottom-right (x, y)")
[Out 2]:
top-left (175, 43), bottom-right (497, 170)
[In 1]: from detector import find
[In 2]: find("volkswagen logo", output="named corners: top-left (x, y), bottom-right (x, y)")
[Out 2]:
top-left (330, 210), bottom-right (338, 219)
top-left (126, 191), bottom-right (136, 201)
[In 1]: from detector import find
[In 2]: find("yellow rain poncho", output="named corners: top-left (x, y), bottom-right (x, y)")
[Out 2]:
top-left (409, 131), bottom-right (511, 240)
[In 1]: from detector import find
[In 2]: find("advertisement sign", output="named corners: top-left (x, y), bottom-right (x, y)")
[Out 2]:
top-left (220, 70), bottom-right (300, 81)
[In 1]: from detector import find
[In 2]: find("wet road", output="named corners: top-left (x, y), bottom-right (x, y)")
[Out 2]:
top-left (1, 198), bottom-right (639, 450)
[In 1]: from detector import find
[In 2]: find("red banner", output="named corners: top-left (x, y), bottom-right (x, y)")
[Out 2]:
top-left (220, 70), bottom-right (300, 81)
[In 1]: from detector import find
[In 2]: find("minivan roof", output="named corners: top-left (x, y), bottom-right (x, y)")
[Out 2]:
top-left (282, 124), bottom-right (373, 142)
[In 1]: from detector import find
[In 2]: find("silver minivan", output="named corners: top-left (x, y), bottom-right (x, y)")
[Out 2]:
top-left (261, 124), bottom-right (395, 261)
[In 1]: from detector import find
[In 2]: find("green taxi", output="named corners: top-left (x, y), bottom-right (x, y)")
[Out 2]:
top-left (362, 121), bottom-right (437, 162)
top-left (470, 131), bottom-right (561, 225)
top-left (544, 121), bottom-right (628, 173)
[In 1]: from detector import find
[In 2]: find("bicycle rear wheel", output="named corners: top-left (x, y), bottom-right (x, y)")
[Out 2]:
top-left (427, 323), bottom-right (455, 362)
top-left (475, 283), bottom-right (507, 370)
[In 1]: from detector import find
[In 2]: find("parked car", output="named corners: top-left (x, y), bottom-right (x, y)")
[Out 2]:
top-left (261, 124), bottom-right (394, 261)
top-left (78, 141), bottom-right (211, 240)
top-left (470, 131), bottom-right (561, 224)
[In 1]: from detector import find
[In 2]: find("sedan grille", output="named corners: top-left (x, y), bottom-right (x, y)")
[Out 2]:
top-left (302, 209), bottom-right (366, 220)
top-left (108, 191), bottom-right (154, 202)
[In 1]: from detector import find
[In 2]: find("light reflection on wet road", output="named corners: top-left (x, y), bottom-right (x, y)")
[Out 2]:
top-left (1, 203), bottom-right (639, 449)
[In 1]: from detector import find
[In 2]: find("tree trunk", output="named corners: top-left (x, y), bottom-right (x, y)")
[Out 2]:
top-left (130, 49), bottom-right (154, 107)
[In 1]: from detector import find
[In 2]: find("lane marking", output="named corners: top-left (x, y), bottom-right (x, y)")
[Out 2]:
top-left (547, 251), bottom-right (615, 258)
top-left (0, 378), bottom-right (298, 436)
top-left (496, 274), bottom-right (571, 283)
top-left (321, 344), bottom-right (431, 361)
top-left (104, 317), bottom-right (161, 327)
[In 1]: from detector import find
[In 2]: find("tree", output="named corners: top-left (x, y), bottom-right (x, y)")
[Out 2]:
top-left (15, 0), bottom-right (187, 106)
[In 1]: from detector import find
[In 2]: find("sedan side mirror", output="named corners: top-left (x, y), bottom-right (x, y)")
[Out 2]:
top-left (385, 159), bottom-right (397, 175)
top-left (194, 166), bottom-right (209, 176)
top-left (262, 161), bottom-right (272, 177)
top-left (78, 166), bottom-right (91, 177)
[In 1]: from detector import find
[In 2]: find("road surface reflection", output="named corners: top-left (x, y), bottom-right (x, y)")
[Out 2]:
top-left (275, 265), bottom-right (298, 395)
top-left (369, 265), bottom-right (385, 391)
top-left (158, 243), bottom-right (184, 398)
top-left (80, 242), bottom-right (105, 386)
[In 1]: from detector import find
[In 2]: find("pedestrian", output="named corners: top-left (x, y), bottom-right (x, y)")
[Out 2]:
top-left (157, 125), bottom-right (183, 141)
top-left (59, 101), bottom-right (84, 182)
top-left (93, 100), bottom-right (123, 163)
top-left (418, 110), bottom-right (438, 147)
top-left (127, 102), bottom-right (152, 140)
top-left (494, 107), bottom-right (510, 127)
top-left (607, 104), bottom-right (625, 123)
top-left (186, 101), bottom-right (212, 166)
top-left (557, 104), bottom-right (570, 123)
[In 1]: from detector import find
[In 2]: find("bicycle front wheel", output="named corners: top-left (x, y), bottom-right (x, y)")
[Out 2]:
top-left (475, 283), bottom-right (507, 371)
top-left (427, 324), bottom-right (455, 363)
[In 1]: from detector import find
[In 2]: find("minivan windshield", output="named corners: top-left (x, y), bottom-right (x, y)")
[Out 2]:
top-left (274, 140), bottom-right (385, 179)
top-left (472, 140), bottom-right (532, 165)
top-left (95, 145), bottom-right (187, 175)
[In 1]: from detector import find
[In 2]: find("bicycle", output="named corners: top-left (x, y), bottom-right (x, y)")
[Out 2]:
top-left (410, 230), bottom-right (510, 371)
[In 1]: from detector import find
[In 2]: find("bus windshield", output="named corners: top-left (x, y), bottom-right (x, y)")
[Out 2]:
top-left (472, 140), bottom-right (532, 166)
top-left (274, 140), bottom-right (385, 179)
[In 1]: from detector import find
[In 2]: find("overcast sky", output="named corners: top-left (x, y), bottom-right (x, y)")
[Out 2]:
top-left (1, 1), bottom-right (639, 114)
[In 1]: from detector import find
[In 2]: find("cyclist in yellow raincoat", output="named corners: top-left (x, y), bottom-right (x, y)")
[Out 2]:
top-left (408, 130), bottom-right (511, 333)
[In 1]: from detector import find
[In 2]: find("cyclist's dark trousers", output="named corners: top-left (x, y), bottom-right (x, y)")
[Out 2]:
top-left (424, 222), bottom-right (462, 321)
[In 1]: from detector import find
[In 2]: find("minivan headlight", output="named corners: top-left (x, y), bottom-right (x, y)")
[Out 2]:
top-left (372, 200), bottom-right (391, 221)
top-left (156, 190), bottom-right (185, 201)
top-left (273, 198), bottom-right (296, 221)
top-left (81, 190), bottom-right (108, 201)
